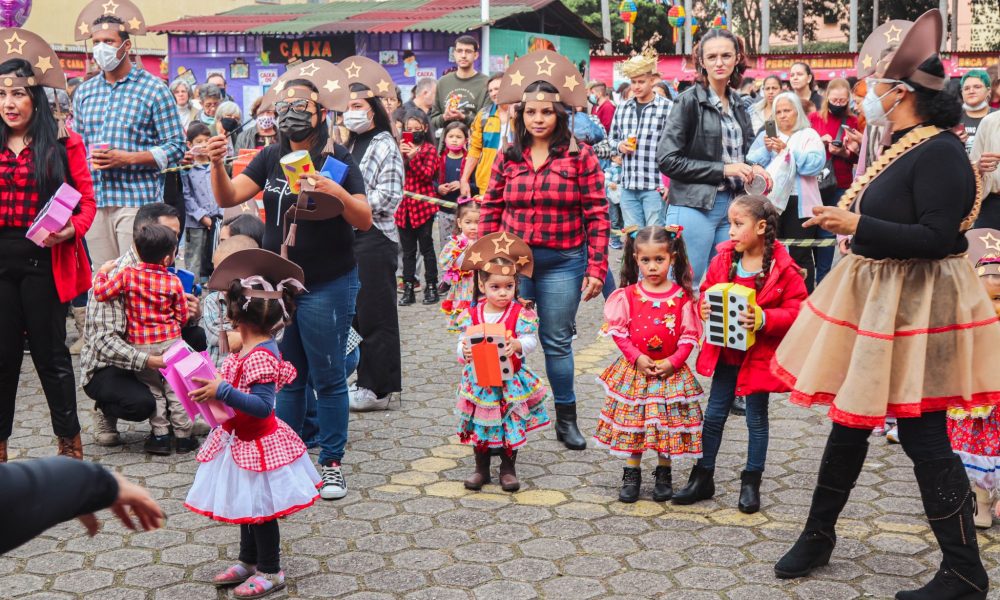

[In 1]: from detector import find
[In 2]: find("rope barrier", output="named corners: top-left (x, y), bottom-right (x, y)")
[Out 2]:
top-left (160, 149), bottom-right (261, 174)
top-left (402, 191), bottom-right (458, 210)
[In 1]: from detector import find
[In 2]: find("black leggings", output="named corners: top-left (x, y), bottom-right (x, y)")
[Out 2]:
top-left (829, 411), bottom-right (954, 465)
top-left (239, 520), bottom-right (281, 574)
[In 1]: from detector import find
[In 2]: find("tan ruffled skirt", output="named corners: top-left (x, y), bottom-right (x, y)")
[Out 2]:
top-left (772, 253), bottom-right (1000, 429)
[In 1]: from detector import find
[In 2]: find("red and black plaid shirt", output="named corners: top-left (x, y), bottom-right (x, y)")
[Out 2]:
top-left (396, 142), bottom-right (440, 229)
top-left (480, 144), bottom-right (610, 281)
top-left (0, 146), bottom-right (39, 228)
top-left (92, 263), bottom-right (188, 345)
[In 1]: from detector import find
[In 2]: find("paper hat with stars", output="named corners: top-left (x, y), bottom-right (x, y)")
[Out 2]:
top-left (460, 232), bottom-right (534, 278)
top-left (966, 229), bottom-right (1000, 278)
top-left (494, 50), bottom-right (587, 108)
top-left (855, 20), bottom-right (911, 80)
top-left (871, 10), bottom-right (947, 91)
top-left (75, 0), bottom-right (146, 41)
top-left (259, 60), bottom-right (350, 113)
top-left (339, 56), bottom-right (395, 100)
top-left (0, 28), bottom-right (65, 89)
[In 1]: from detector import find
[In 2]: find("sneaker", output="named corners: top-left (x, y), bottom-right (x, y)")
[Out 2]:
top-left (175, 436), bottom-right (199, 454)
top-left (92, 409), bottom-right (121, 447)
top-left (437, 281), bottom-right (451, 294)
top-left (144, 433), bottom-right (173, 456)
top-left (609, 238), bottom-right (623, 250)
top-left (886, 426), bottom-right (900, 444)
top-left (349, 387), bottom-right (392, 412)
top-left (320, 461), bottom-right (348, 500)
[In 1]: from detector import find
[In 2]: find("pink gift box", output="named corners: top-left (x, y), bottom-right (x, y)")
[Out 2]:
top-left (159, 340), bottom-right (235, 429)
top-left (25, 184), bottom-right (82, 247)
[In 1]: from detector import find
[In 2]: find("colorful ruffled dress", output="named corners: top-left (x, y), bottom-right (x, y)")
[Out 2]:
top-left (185, 340), bottom-right (321, 524)
top-left (595, 283), bottom-right (705, 458)
top-left (455, 302), bottom-right (551, 451)
top-left (439, 234), bottom-right (475, 331)
top-left (948, 406), bottom-right (1000, 496)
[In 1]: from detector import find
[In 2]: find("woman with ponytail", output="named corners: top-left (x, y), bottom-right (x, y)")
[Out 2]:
top-left (672, 195), bottom-right (807, 515)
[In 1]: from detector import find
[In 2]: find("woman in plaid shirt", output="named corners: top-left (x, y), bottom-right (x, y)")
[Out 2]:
top-left (481, 52), bottom-right (610, 451)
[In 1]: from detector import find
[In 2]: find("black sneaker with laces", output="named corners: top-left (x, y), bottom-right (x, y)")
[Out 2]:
top-left (320, 461), bottom-right (348, 500)
top-left (144, 433), bottom-right (173, 456)
top-left (175, 436), bottom-right (199, 454)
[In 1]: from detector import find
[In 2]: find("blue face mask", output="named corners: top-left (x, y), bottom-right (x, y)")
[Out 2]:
top-left (588, 94), bottom-right (598, 106)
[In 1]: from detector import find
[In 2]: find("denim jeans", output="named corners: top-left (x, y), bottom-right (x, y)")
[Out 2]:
top-left (815, 188), bottom-right (846, 285)
top-left (519, 245), bottom-right (585, 405)
top-left (666, 190), bottom-right (733, 286)
top-left (607, 199), bottom-right (624, 231)
top-left (620, 188), bottom-right (665, 228)
top-left (698, 362), bottom-right (770, 472)
top-left (276, 267), bottom-right (358, 465)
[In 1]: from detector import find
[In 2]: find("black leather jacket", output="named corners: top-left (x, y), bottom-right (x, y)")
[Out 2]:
top-left (656, 84), bottom-right (755, 210)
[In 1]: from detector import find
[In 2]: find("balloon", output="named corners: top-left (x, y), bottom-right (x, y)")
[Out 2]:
top-left (0, 0), bottom-right (31, 28)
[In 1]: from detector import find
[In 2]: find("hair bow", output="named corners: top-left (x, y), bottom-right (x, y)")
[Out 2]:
top-left (238, 276), bottom-right (307, 319)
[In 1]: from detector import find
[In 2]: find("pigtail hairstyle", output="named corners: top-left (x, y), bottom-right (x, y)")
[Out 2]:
top-left (727, 195), bottom-right (780, 292)
top-left (225, 279), bottom-right (301, 335)
top-left (471, 257), bottom-right (520, 307)
top-left (620, 225), bottom-right (694, 299)
top-left (619, 226), bottom-right (641, 288)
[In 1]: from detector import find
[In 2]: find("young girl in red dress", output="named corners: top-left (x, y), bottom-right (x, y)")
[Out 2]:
top-left (595, 225), bottom-right (705, 503)
top-left (184, 249), bottom-right (320, 598)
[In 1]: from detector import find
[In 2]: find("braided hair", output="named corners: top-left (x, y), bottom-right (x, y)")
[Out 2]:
top-left (620, 226), bottom-right (694, 299)
top-left (727, 195), bottom-right (780, 291)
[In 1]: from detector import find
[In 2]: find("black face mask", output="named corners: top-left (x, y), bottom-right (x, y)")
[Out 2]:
top-left (411, 130), bottom-right (426, 145)
top-left (828, 103), bottom-right (848, 117)
top-left (278, 110), bottom-right (316, 143)
top-left (220, 117), bottom-right (239, 133)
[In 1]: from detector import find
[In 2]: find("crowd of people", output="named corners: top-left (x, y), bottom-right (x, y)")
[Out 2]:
top-left (2, 2), bottom-right (1000, 599)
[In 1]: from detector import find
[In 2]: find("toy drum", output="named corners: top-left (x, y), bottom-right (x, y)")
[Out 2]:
top-left (280, 150), bottom-right (315, 194)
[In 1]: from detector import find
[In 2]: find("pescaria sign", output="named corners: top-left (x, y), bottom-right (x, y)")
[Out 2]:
top-left (261, 35), bottom-right (354, 64)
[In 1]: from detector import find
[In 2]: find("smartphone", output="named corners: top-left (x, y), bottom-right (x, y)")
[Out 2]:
top-left (401, 131), bottom-right (414, 145)
top-left (831, 140), bottom-right (843, 148)
top-left (764, 120), bottom-right (777, 139)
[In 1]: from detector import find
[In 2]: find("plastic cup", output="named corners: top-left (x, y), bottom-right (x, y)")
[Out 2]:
top-left (280, 150), bottom-right (315, 194)
top-left (746, 172), bottom-right (773, 196)
top-left (627, 135), bottom-right (637, 149)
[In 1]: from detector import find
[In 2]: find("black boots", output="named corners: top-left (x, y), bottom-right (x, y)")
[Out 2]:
top-left (398, 282), bottom-right (416, 306)
top-left (498, 451), bottom-right (520, 492)
top-left (774, 441), bottom-right (869, 579)
top-left (554, 404), bottom-right (586, 450)
top-left (619, 467), bottom-right (641, 503)
top-left (652, 465), bottom-right (673, 502)
top-left (738, 470), bottom-right (762, 514)
top-left (464, 450), bottom-right (491, 490)
top-left (895, 456), bottom-right (988, 600)
top-left (672, 465), bottom-right (715, 505)
top-left (422, 282), bottom-right (440, 305)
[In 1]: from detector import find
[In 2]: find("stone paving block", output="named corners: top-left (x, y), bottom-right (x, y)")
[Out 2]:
top-left (517, 537), bottom-right (577, 559)
top-left (4, 573), bottom-right (46, 597)
top-left (472, 580), bottom-right (538, 600)
top-left (497, 557), bottom-right (558, 582)
top-left (364, 568), bottom-right (428, 592)
top-left (608, 570), bottom-right (675, 597)
top-left (433, 563), bottom-right (496, 588)
top-left (24, 551), bottom-right (85, 574)
top-left (540, 575), bottom-right (608, 599)
top-left (51, 569), bottom-right (115, 594)
top-left (122, 565), bottom-right (186, 589)
top-left (295, 573), bottom-right (359, 598)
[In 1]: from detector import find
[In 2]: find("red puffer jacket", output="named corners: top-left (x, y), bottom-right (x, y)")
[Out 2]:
top-left (51, 132), bottom-right (96, 303)
top-left (696, 240), bottom-right (808, 395)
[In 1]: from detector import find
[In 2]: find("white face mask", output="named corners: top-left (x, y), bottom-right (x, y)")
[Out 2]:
top-left (93, 41), bottom-right (127, 72)
top-left (862, 82), bottom-right (903, 126)
top-left (255, 115), bottom-right (275, 131)
top-left (964, 100), bottom-right (990, 112)
top-left (343, 109), bottom-right (372, 133)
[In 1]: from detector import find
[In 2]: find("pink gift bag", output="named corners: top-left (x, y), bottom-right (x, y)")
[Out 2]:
top-left (25, 183), bottom-right (82, 246)
top-left (159, 340), bottom-right (235, 429)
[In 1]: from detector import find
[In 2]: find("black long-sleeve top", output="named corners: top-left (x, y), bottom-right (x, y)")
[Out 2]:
top-left (0, 457), bottom-right (118, 554)
top-left (852, 129), bottom-right (974, 260)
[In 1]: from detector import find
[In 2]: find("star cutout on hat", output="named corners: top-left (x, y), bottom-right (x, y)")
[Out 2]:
top-left (509, 70), bottom-right (524, 86)
top-left (323, 79), bottom-right (340, 92)
top-left (377, 79), bottom-right (391, 94)
top-left (102, 0), bottom-right (119, 14)
top-left (563, 75), bottom-right (580, 91)
top-left (78, 20), bottom-right (90, 36)
top-left (884, 24), bottom-right (902, 44)
top-left (128, 17), bottom-right (142, 31)
top-left (4, 32), bottom-right (26, 55)
top-left (344, 61), bottom-right (361, 79)
top-left (861, 54), bottom-right (873, 70)
top-left (468, 251), bottom-right (483, 265)
top-left (516, 255), bottom-right (530, 268)
top-left (492, 232), bottom-right (516, 254)
top-left (981, 232), bottom-right (1000, 253)
top-left (34, 56), bottom-right (53, 74)
top-left (298, 63), bottom-right (320, 77)
top-left (535, 56), bottom-right (555, 76)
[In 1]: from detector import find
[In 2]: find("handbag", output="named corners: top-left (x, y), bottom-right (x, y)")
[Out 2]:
top-left (818, 117), bottom-right (847, 192)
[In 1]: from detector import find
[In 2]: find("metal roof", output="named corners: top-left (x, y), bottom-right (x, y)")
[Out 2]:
top-left (149, 0), bottom-right (601, 41)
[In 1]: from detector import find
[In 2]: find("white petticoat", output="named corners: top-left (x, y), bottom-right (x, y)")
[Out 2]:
top-left (185, 443), bottom-right (321, 524)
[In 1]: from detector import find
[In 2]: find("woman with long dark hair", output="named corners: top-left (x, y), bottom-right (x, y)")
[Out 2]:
top-left (773, 12), bottom-right (1000, 598)
top-left (206, 61), bottom-right (373, 502)
top-left (789, 61), bottom-right (823, 113)
top-left (481, 52), bottom-right (610, 450)
top-left (0, 31), bottom-right (96, 461)
top-left (657, 28), bottom-right (760, 284)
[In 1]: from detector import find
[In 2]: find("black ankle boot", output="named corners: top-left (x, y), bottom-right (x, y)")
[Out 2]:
top-left (398, 282), bottom-right (415, 306)
top-left (895, 456), bottom-right (988, 600)
top-left (671, 464), bottom-right (715, 505)
top-left (738, 470), bottom-right (762, 514)
top-left (422, 283), bottom-right (440, 305)
top-left (774, 441), bottom-right (869, 579)
top-left (554, 404), bottom-right (586, 450)
top-left (619, 467), bottom-right (641, 503)
top-left (652, 465), bottom-right (673, 502)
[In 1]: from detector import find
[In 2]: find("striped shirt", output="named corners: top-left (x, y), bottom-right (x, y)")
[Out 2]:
top-left (73, 65), bottom-right (186, 208)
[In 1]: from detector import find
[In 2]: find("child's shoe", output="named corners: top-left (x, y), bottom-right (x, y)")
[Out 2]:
top-left (212, 562), bottom-right (255, 586)
top-left (234, 571), bottom-right (286, 598)
top-left (464, 451), bottom-right (492, 490)
top-left (498, 451), bottom-right (520, 492)
top-left (974, 485), bottom-right (993, 529)
top-left (885, 426), bottom-right (900, 444)
top-left (619, 467), bottom-right (641, 503)
top-left (609, 237), bottom-right (623, 250)
top-left (175, 435), bottom-right (199, 454)
top-left (652, 465), bottom-right (672, 502)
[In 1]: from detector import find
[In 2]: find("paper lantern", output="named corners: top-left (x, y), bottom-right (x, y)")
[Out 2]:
top-left (619, 0), bottom-right (638, 44)
top-left (690, 16), bottom-right (699, 36)
top-left (0, 0), bottom-right (30, 27)
top-left (667, 5), bottom-right (685, 27)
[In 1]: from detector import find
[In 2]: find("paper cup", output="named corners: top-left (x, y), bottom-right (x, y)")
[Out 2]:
top-left (280, 150), bottom-right (315, 194)
top-left (746, 172), bottom-right (773, 196)
top-left (627, 135), bottom-right (637, 148)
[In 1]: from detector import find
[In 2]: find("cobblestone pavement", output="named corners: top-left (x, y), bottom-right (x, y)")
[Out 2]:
top-left (5, 285), bottom-right (1000, 599)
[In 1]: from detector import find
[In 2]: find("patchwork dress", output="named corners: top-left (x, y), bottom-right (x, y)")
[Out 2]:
top-left (438, 233), bottom-right (476, 332)
top-left (185, 341), bottom-right (321, 524)
top-left (454, 302), bottom-right (551, 451)
top-left (595, 283), bottom-right (705, 458)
